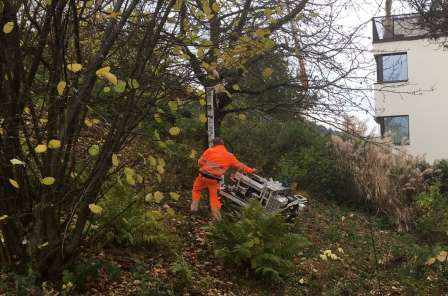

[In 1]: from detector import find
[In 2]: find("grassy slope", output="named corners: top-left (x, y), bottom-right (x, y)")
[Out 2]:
top-left (1, 195), bottom-right (447, 295)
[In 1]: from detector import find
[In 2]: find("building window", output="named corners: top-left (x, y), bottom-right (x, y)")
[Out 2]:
top-left (377, 115), bottom-right (410, 145)
top-left (376, 53), bottom-right (408, 83)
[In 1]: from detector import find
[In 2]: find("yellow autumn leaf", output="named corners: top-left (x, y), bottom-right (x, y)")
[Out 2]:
top-left (199, 113), bottom-right (207, 123)
top-left (112, 154), bottom-right (119, 166)
top-left (10, 158), bottom-right (25, 166)
top-left (153, 191), bottom-right (164, 203)
top-left (169, 127), bottom-right (181, 136)
top-left (126, 174), bottom-right (136, 185)
top-left (169, 192), bottom-right (180, 201)
top-left (35, 144), bottom-right (47, 153)
top-left (158, 158), bottom-right (166, 167)
top-left (57, 81), bottom-right (66, 95)
top-left (148, 156), bottom-right (157, 167)
top-left (0, 215), bottom-right (8, 221)
top-left (40, 177), bottom-right (56, 186)
top-left (238, 114), bottom-right (247, 121)
top-left (48, 139), bottom-right (61, 149)
top-left (102, 72), bottom-right (118, 85)
top-left (144, 193), bottom-right (153, 202)
top-left (199, 99), bottom-right (206, 106)
top-left (436, 251), bottom-right (448, 262)
top-left (156, 165), bottom-right (165, 175)
top-left (9, 179), bottom-right (19, 189)
top-left (189, 149), bottom-right (197, 159)
top-left (95, 66), bottom-right (111, 76)
top-left (84, 118), bottom-right (96, 127)
top-left (3, 22), bottom-right (14, 34)
top-left (124, 167), bottom-right (135, 177)
top-left (262, 67), bottom-right (273, 78)
top-left (232, 84), bottom-right (241, 91)
top-left (67, 63), bottom-right (83, 73)
top-left (88, 203), bottom-right (103, 215)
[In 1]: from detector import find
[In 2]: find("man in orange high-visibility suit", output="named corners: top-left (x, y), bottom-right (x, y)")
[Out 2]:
top-left (191, 137), bottom-right (255, 220)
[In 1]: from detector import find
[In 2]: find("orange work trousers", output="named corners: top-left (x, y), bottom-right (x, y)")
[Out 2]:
top-left (192, 175), bottom-right (221, 210)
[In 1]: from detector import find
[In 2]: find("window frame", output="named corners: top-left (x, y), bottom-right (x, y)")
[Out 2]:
top-left (377, 115), bottom-right (410, 146)
top-left (375, 52), bottom-right (409, 83)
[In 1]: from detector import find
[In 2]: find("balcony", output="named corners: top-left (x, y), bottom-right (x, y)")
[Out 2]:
top-left (372, 13), bottom-right (428, 43)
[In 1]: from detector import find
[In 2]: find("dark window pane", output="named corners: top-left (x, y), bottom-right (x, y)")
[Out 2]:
top-left (381, 116), bottom-right (409, 145)
top-left (381, 54), bottom-right (408, 82)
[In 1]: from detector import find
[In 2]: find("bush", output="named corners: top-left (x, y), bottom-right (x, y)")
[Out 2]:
top-left (432, 160), bottom-right (448, 194)
top-left (222, 118), bottom-right (352, 200)
top-left (170, 256), bottom-right (193, 292)
top-left (91, 184), bottom-right (179, 252)
top-left (208, 201), bottom-right (309, 282)
top-left (415, 183), bottom-right (448, 243)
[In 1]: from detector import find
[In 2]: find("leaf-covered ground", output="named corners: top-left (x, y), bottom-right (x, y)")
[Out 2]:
top-left (1, 195), bottom-right (447, 295)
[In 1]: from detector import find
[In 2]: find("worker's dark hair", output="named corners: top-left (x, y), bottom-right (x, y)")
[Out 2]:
top-left (212, 137), bottom-right (224, 146)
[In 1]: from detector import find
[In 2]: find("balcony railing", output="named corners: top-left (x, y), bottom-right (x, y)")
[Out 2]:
top-left (372, 13), bottom-right (428, 43)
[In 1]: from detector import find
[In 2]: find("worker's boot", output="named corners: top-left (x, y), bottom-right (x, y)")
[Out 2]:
top-left (211, 208), bottom-right (222, 221)
top-left (190, 199), bottom-right (199, 212)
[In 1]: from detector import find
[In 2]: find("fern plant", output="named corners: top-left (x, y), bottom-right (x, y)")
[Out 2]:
top-left (209, 201), bottom-right (309, 281)
top-left (91, 185), bottom-right (179, 252)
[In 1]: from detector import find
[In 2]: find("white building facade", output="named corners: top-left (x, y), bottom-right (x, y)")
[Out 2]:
top-left (373, 14), bottom-right (448, 163)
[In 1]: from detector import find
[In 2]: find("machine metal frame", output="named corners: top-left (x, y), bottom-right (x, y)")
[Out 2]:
top-left (220, 172), bottom-right (307, 219)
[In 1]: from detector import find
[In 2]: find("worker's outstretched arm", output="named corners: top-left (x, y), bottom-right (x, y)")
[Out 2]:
top-left (229, 154), bottom-right (255, 174)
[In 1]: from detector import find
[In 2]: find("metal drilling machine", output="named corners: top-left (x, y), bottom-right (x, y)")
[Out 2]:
top-left (220, 172), bottom-right (307, 220)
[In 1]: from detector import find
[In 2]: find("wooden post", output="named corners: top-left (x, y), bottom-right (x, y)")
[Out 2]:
top-left (206, 87), bottom-right (215, 148)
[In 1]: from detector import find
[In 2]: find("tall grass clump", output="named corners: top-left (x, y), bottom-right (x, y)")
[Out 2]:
top-left (330, 118), bottom-right (430, 231)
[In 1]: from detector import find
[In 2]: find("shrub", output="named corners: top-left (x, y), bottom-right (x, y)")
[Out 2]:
top-left (415, 183), bottom-right (448, 243)
top-left (432, 160), bottom-right (448, 194)
top-left (91, 184), bottom-right (179, 252)
top-left (208, 201), bottom-right (309, 282)
top-left (222, 118), bottom-right (353, 200)
top-left (170, 256), bottom-right (193, 292)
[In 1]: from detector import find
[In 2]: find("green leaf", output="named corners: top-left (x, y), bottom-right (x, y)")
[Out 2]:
top-left (40, 177), bottom-right (56, 186)
top-left (88, 144), bottom-right (100, 156)
top-left (114, 80), bottom-right (126, 93)
top-left (129, 79), bottom-right (140, 89)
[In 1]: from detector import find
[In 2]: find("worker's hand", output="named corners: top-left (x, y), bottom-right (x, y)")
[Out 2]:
top-left (244, 168), bottom-right (256, 174)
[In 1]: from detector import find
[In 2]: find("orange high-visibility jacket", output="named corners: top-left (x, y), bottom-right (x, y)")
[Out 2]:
top-left (198, 145), bottom-right (254, 177)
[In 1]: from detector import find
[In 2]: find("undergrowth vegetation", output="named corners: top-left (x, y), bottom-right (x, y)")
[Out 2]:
top-left (209, 201), bottom-right (310, 282)
top-left (91, 184), bottom-right (180, 252)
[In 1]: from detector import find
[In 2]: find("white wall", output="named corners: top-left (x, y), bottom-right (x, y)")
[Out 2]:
top-left (374, 39), bottom-right (448, 163)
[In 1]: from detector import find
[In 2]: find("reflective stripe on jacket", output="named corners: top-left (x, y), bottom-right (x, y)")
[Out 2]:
top-left (198, 145), bottom-right (254, 177)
